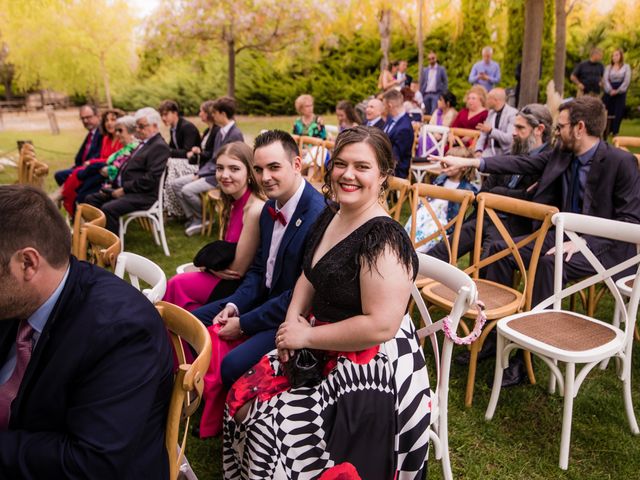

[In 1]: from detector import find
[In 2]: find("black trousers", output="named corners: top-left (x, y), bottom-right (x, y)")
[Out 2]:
top-left (84, 191), bottom-right (154, 234)
top-left (603, 91), bottom-right (627, 136)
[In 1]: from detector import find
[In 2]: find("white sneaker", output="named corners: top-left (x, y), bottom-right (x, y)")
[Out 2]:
top-left (185, 222), bottom-right (203, 236)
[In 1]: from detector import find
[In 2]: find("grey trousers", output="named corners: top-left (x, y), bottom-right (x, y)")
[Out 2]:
top-left (170, 175), bottom-right (211, 221)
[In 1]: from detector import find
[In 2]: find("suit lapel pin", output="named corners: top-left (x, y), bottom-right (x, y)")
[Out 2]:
top-left (295, 218), bottom-right (302, 227)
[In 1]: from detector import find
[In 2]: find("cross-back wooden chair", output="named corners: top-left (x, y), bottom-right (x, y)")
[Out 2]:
top-left (77, 223), bottom-right (121, 269)
top-left (408, 184), bottom-right (475, 266)
top-left (25, 159), bottom-right (49, 188)
top-left (448, 127), bottom-right (481, 151)
top-left (383, 176), bottom-right (411, 221)
top-left (421, 192), bottom-right (558, 406)
top-left (17, 143), bottom-right (36, 184)
top-left (157, 301), bottom-right (212, 480)
top-left (300, 135), bottom-right (329, 185)
top-left (613, 136), bottom-right (640, 151)
top-left (201, 188), bottom-right (224, 238)
top-left (71, 203), bottom-right (106, 258)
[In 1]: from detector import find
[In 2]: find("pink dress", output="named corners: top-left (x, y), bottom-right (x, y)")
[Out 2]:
top-left (163, 189), bottom-right (251, 311)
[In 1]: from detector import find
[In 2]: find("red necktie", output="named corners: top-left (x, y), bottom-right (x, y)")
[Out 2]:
top-left (267, 206), bottom-right (287, 226)
top-left (82, 130), bottom-right (94, 162)
top-left (0, 320), bottom-right (35, 430)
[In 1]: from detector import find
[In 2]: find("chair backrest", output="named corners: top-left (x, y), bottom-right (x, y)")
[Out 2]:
top-left (448, 127), bottom-right (481, 150)
top-left (25, 159), bottom-right (49, 188)
top-left (384, 176), bottom-right (411, 221)
top-left (156, 301), bottom-right (212, 480)
top-left (470, 192), bottom-right (558, 311)
top-left (409, 183), bottom-right (475, 263)
top-left (412, 253), bottom-right (477, 478)
top-left (114, 252), bottom-right (167, 303)
top-left (18, 143), bottom-right (36, 184)
top-left (411, 122), bottom-right (421, 157)
top-left (77, 223), bottom-right (121, 268)
top-left (300, 136), bottom-right (328, 183)
top-left (72, 203), bottom-right (106, 257)
top-left (418, 124), bottom-right (449, 157)
top-left (538, 213), bottom-right (640, 346)
top-left (613, 136), bottom-right (640, 151)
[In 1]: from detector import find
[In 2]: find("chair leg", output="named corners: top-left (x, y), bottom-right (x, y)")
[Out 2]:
top-left (464, 340), bottom-right (481, 407)
top-left (559, 362), bottom-right (575, 470)
top-left (622, 350), bottom-right (640, 434)
top-left (157, 217), bottom-right (170, 257)
top-left (601, 304), bottom-right (623, 370)
top-left (548, 359), bottom-right (558, 394)
top-left (485, 332), bottom-right (505, 420)
top-left (524, 350), bottom-right (536, 385)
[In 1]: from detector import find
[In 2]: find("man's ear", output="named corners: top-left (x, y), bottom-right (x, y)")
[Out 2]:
top-left (292, 155), bottom-right (303, 173)
top-left (15, 248), bottom-right (41, 282)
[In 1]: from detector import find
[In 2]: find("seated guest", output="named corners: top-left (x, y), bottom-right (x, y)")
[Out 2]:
top-left (382, 89), bottom-right (414, 178)
top-left (171, 97), bottom-right (243, 236)
top-left (0, 185), bottom-right (173, 479)
top-left (405, 146), bottom-right (478, 253)
top-left (53, 105), bottom-right (103, 186)
top-left (335, 100), bottom-right (361, 132)
top-left (429, 91), bottom-right (458, 127)
top-left (99, 116), bottom-right (141, 184)
top-left (402, 85), bottom-right (424, 122)
top-left (223, 126), bottom-right (431, 478)
top-left (450, 85), bottom-right (489, 146)
top-left (191, 131), bottom-right (325, 438)
top-left (363, 98), bottom-right (385, 129)
top-left (435, 96), bottom-right (640, 386)
top-left (85, 107), bottom-right (170, 234)
top-left (474, 87), bottom-right (517, 158)
top-left (292, 94), bottom-right (326, 139)
top-left (410, 80), bottom-right (424, 111)
top-left (158, 99), bottom-right (201, 158)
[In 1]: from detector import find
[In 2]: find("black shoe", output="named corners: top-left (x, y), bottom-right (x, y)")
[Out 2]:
top-left (488, 357), bottom-right (527, 388)
top-left (454, 337), bottom-right (497, 365)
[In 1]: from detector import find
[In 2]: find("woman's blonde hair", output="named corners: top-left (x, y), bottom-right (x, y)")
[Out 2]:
top-left (464, 85), bottom-right (488, 108)
top-left (215, 142), bottom-right (265, 236)
top-left (294, 94), bottom-right (314, 115)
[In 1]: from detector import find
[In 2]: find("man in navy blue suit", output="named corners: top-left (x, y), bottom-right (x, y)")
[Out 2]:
top-left (54, 105), bottom-right (103, 186)
top-left (193, 130), bottom-right (325, 389)
top-left (382, 89), bottom-right (415, 179)
top-left (0, 185), bottom-right (173, 479)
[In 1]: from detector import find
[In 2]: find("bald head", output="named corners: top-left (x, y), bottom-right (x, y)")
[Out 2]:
top-left (365, 98), bottom-right (384, 121)
top-left (487, 88), bottom-right (506, 110)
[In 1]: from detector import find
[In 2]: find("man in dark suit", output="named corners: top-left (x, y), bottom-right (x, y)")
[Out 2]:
top-left (85, 107), bottom-right (170, 234)
top-left (438, 96), bottom-right (640, 384)
top-left (382, 89), bottom-right (414, 179)
top-left (420, 51), bottom-right (448, 115)
top-left (0, 185), bottom-right (173, 479)
top-left (192, 130), bottom-right (325, 390)
top-left (158, 99), bottom-right (201, 158)
top-left (54, 105), bottom-right (103, 185)
top-left (364, 98), bottom-right (385, 130)
top-left (170, 96), bottom-right (244, 236)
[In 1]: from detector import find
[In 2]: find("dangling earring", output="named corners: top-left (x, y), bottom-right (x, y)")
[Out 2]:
top-left (379, 184), bottom-right (386, 200)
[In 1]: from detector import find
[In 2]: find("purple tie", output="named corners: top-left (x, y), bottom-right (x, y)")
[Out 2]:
top-left (0, 320), bottom-right (35, 430)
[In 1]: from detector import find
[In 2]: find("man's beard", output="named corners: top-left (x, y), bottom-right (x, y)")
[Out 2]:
top-left (511, 134), bottom-right (538, 154)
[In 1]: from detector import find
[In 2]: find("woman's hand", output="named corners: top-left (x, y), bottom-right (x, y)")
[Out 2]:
top-left (211, 268), bottom-right (241, 280)
top-left (99, 166), bottom-right (108, 177)
top-left (276, 315), bottom-right (312, 352)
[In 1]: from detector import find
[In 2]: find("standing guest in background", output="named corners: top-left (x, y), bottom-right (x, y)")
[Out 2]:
top-left (0, 185), bottom-right (173, 479)
top-left (85, 107), bottom-right (170, 234)
top-left (474, 87), bottom-right (518, 158)
top-left (335, 100), bottom-right (361, 132)
top-left (395, 59), bottom-right (413, 87)
top-left (378, 61), bottom-right (402, 95)
top-left (292, 94), bottom-right (326, 139)
top-left (420, 51), bottom-right (448, 115)
top-left (382, 89), bottom-right (414, 179)
top-left (451, 85), bottom-right (489, 146)
top-left (53, 105), bottom-right (103, 186)
top-left (468, 46), bottom-right (501, 92)
top-left (158, 99), bottom-right (201, 158)
top-left (571, 48), bottom-right (605, 96)
top-left (603, 48), bottom-right (632, 136)
top-left (364, 98), bottom-right (386, 129)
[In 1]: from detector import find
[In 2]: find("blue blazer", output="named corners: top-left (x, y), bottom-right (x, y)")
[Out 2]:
top-left (0, 257), bottom-right (173, 479)
top-left (194, 181), bottom-right (325, 334)
top-left (385, 113), bottom-right (414, 179)
top-left (74, 129), bottom-right (103, 167)
top-left (419, 64), bottom-right (448, 96)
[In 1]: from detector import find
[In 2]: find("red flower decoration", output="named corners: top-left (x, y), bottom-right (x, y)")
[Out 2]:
top-left (319, 463), bottom-right (362, 480)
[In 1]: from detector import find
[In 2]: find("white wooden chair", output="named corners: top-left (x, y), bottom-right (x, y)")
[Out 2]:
top-left (412, 252), bottom-right (480, 480)
top-left (114, 252), bottom-right (167, 304)
top-left (485, 212), bottom-right (640, 470)
top-left (119, 169), bottom-right (170, 256)
top-left (411, 124), bottom-right (449, 184)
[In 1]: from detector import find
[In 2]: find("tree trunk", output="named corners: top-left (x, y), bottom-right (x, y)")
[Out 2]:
top-left (378, 8), bottom-right (391, 71)
top-left (228, 38), bottom-right (236, 98)
top-left (519, 0), bottom-right (544, 107)
top-left (554, 0), bottom-right (568, 97)
top-left (417, 0), bottom-right (424, 86)
top-left (99, 54), bottom-right (113, 109)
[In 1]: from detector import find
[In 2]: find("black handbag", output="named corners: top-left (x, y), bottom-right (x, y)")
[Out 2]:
top-left (283, 348), bottom-right (326, 388)
top-left (193, 240), bottom-right (236, 271)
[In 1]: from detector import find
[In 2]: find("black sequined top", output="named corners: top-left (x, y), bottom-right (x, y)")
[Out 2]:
top-left (303, 208), bottom-right (418, 323)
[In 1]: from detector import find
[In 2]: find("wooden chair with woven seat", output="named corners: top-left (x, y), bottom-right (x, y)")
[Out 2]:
top-left (156, 301), bottom-right (212, 480)
top-left (76, 223), bottom-right (121, 269)
top-left (383, 176), bottom-right (411, 222)
top-left (421, 192), bottom-right (558, 406)
top-left (486, 212), bottom-right (640, 470)
top-left (71, 203), bottom-right (106, 258)
top-left (448, 127), bottom-right (481, 151)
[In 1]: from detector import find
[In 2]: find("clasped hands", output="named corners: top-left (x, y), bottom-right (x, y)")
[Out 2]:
top-left (276, 314), bottom-right (312, 363)
top-left (213, 304), bottom-right (243, 341)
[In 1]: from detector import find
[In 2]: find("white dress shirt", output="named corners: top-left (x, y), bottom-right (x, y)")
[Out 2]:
top-left (219, 120), bottom-right (235, 142)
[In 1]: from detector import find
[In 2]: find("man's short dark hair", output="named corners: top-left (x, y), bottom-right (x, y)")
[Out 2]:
top-left (559, 96), bottom-right (606, 138)
top-left (213, 96), bottom-right (236, 119)
top-left (80, 104), bottom-right (99, 116)
top-left (253, 130), bottom-right (300, 160)
top-left (0, 185), bottom-right (70, 270)
top-left (158, 100), bottom-right (180, 115)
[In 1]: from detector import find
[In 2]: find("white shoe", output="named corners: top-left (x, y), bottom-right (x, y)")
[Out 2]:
top-left (185, 223), bottom-right (203, 236)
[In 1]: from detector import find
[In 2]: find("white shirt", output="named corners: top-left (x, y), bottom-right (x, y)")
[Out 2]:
top-left (426, 65), bottom-right (438, 93)
top-left (219, 120), bottom-right (235, 142)
top-left (367, 116), bottom-right (382, 127)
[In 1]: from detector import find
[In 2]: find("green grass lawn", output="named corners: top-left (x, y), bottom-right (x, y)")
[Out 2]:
top-left (1, 117), bottom-right (640, 479)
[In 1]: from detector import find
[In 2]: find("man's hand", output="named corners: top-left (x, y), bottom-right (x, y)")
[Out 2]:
top-left (112, 188), bottom-right (125, 198)
top-left (211, 269), bottom-right (241, 280)
top-left (473, 151), bottom-right (483, 159)
top-left (213, 304), bottom-right (236, 325)
top-left (546, 240), bottom-right (581, 263)
top-left (429, 154), bottom-right (479, 176)
top-left (476, 123), bottom-right (492, 134)
top-left (218, 317), bottom-right (243, 341)
top-left (479, 72), bottom-right (489, 81)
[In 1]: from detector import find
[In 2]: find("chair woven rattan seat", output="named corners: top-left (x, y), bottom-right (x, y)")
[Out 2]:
top-left (507, 312), bottom-right (616, 352)
top-left (625, 277), bottom-right (634, 289)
